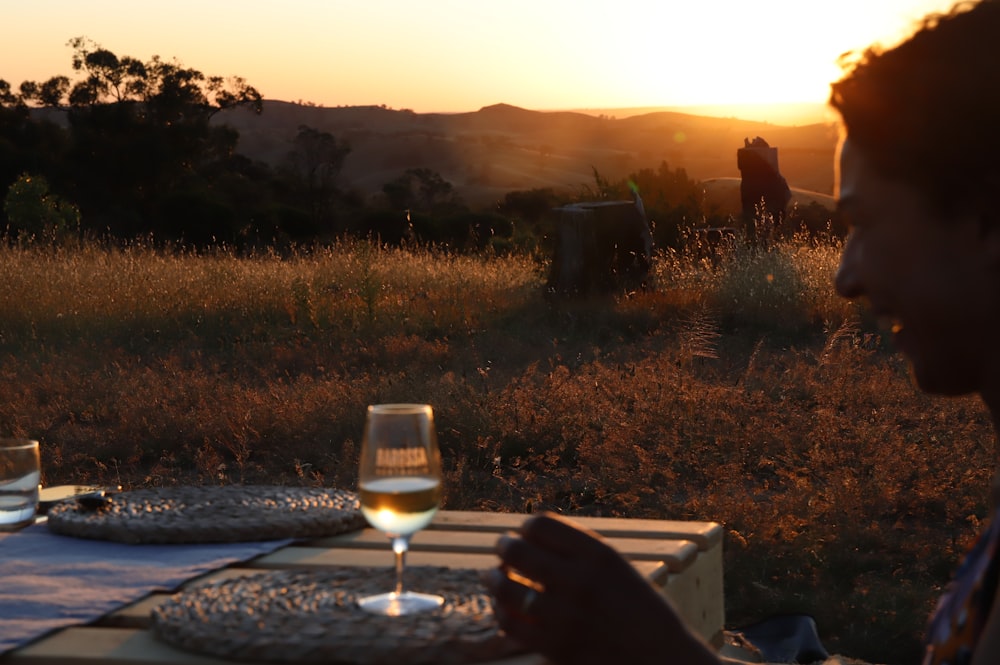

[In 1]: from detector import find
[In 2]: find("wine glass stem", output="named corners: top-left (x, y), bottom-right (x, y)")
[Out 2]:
top-left (392, 535), bottom-right (410, 596)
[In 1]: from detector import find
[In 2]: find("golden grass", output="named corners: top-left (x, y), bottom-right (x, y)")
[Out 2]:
top-left (0, 236), bottom-right (990, 663)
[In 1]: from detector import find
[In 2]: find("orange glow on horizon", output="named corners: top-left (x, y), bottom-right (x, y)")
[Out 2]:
top-left (1, 0), bottom-right (962, 118)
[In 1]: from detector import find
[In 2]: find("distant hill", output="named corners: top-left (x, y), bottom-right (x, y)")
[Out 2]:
top-left (215, 101), bottom-right (839, 209)
top-left (567, 102), bottom-right (833, 126)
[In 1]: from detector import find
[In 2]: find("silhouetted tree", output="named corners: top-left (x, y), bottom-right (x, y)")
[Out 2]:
top-left (18, 76), bottom-right (71, 107)
top-left (15, 37), bottom-right (266, 240)
top-left (58, 37), bottom-right (262, 114)
top-left (623, 162), bottom-right (704, 249)
top-left (285, 125), bottom-right (351, 230)
top-left (498, 188), bottom-right (561, 223)
top-left (0, 80), bottom-right (17, 107)
top-left (497, 187), bottom-right (564, 252)
top-left (0, 83), bottom-right (33, 189)
top-left (0, 81), bottom-right (69, 217)
top-left (382, 168), bottom-right (457, 213)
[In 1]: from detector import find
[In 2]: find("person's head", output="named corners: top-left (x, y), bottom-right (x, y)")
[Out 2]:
top-left (830, 0), bottom-right (1000, 218)
top-left (830, 0), bottom-right (1000, 399)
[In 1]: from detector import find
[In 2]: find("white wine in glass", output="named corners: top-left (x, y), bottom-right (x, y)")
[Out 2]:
top-left (356, 404), bottom-right (444, 616)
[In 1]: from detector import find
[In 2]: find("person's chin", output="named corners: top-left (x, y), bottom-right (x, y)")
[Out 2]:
top-left (909, 361), bottom-right (975, 396)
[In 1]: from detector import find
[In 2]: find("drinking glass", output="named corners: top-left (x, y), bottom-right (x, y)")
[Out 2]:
top-left (0, 439), bottom-right (40, 531)
top-left (356, 404), bottom-right (444, 615)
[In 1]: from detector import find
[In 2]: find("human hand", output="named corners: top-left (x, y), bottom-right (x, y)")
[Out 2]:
top-left (481, 512), bottom-right (718, 665)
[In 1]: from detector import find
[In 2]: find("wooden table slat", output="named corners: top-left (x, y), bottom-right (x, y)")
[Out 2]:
top-left (307, 528), bottom-right (698, 570)
top-left (246, 548), bottom-right (668, 583)
top-left (428, 511), bottom-right (723, 549)
top-left (249, 547), bottom-right (499, 570)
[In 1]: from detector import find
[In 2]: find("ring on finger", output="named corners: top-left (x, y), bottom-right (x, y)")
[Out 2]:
top-left (520, 588), bottom-right (539, 614)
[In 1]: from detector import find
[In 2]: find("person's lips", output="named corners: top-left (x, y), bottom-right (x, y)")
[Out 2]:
top-left (888, 320), bottom-right (908, 352)
top-left (876, 315), bottom-right (906, 349)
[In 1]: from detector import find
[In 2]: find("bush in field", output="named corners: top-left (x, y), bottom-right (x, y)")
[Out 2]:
top-left (693, 224), bottom-right (856, 335)
top-left (710, 242), bottom-right (809, 332)
top-left (3, 172), bottom-right (80, 242)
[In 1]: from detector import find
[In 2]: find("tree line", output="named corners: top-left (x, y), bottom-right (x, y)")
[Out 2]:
top-left (2, 38), bottom-right (822, 253)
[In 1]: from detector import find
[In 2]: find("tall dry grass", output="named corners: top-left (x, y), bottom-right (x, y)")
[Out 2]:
top-left (0, 234), bottom-right (991, 664)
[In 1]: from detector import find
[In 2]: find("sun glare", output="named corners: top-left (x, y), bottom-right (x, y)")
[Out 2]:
top-left (0, 0), bottom-right (966, 114)
top-left (590, 0), bottom-right (957, 118)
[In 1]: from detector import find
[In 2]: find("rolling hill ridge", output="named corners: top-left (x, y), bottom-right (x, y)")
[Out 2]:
top-left (216, 101), bottom-right (840, 210)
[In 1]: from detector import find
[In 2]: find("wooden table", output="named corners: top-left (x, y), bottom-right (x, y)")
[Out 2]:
top-left (2, 511), bottom-right (724, 664)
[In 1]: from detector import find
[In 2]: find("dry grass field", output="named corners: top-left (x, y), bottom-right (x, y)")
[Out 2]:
top-left (0, 234), bottom-right (991, 664)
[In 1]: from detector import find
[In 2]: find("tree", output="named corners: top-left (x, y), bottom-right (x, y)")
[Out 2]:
top-left (0, 82), bottom-right (68, 203)
top-left (2, 38), bottom-right (274, 245)
top-left (0, 80), bottom-right (20, 107)
top-left (55, 38), bottom-right (263, 238)
top-left (382, 168), bottom-right (456, 213)
top-left (18, 76), bottom-right (71, 107)
top-left (623, 161), bottom-right (704, 249)
top-left (499, 188), bottom-right (561, 223)
top-left (498, 187), bottom-right (563, 251)
top-left (60, 37), bottom-right (262, 115)
top-left (66, 37), bottom-right (149, 104)
top-left (285, 125), bottom-right (351, 229)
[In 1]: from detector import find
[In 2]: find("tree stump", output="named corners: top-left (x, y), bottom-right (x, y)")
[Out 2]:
top-left (547, 199), bottom-right (652, 295)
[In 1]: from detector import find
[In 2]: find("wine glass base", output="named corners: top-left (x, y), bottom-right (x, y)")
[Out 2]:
top-left (357, 590), bottom-right (445, 616)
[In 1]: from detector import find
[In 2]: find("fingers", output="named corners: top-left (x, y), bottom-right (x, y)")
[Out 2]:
top-left (482, 567), bottom-right (585, 659)
top-left (495, 530), bottom-right (576, 595)
top-left (484, 513), bottom-right (708, 665)
top-left (520, 512), bottom-right (605, 556)
top-left (483, 568), bottom-right (541, 621)
top-left (495, 512), bottom-right (622, 595)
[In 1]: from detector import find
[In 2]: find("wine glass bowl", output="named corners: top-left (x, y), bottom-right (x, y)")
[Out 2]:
top-left (356, 404), bottom-right (444, 616)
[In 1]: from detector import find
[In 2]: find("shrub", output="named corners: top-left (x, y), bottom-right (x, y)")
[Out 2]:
top-left (710, 241), bottom-right (810, 333)
top-left (3, 173), bottom-right (81, 242)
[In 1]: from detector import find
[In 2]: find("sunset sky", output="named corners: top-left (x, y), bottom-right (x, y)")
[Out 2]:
top-left (2, 0), bottom-right (961, 122)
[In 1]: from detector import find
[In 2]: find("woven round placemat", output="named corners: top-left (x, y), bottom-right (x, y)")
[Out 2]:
top-left (151, 567), bottom-right (524, 664)
top-left (45, 485), bottom-right (366, 544)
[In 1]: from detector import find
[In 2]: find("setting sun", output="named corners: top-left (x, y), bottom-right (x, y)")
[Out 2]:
top-left (2, 0), bottom-right (962, 120)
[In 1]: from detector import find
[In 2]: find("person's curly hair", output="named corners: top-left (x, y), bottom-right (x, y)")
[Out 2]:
top-left (829, 0), bottom-right (1000, 216)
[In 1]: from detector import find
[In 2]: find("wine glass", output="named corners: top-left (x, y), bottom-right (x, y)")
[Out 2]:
top-left (356, 403), bottom-right (444, 616)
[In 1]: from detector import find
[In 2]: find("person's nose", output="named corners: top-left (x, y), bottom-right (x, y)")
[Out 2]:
top-left (834, 234), bottom-right (864, 299)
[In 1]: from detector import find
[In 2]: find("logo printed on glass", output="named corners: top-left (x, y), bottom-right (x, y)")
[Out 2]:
top-left (375, 447), bottom-right (430, 476)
